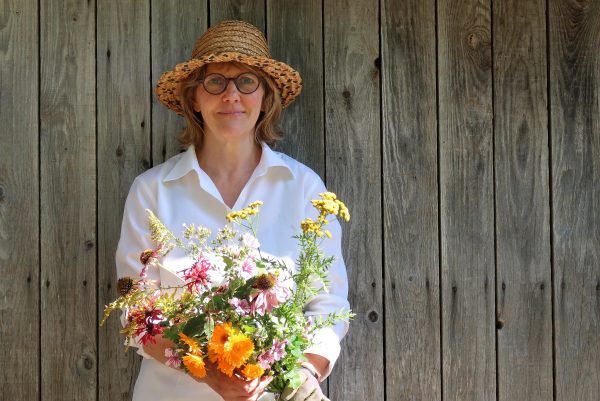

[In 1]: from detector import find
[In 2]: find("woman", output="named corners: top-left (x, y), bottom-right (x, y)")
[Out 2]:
top-left (116, 20), bottom-right (349, 401)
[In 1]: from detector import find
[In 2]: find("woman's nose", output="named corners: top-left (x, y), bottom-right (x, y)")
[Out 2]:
top-left (222, 80), bottom-right (241, 101)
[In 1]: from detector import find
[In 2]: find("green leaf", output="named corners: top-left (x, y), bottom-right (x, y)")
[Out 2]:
top-left (183, 315), bottom-right (206, 336)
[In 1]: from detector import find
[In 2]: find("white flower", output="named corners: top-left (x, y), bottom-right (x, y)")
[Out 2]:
top-left (242, 233), bottom-right (260, 249)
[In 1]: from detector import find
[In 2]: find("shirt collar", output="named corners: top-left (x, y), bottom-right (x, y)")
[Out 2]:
top-left (163, 143), bottom-right (295, 183)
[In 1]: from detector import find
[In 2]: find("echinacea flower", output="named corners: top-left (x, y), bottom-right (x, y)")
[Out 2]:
top-left (250, 273), bottom-right (290, 315)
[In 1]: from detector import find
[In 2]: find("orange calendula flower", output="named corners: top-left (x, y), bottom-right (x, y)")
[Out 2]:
top-left (217, 358), bottom-right (235, 376)
top-left (182, 354), bottom-right (206, 379)
top-left (179, 332), bottom-right (202, 355)
top-left (241, 363), bottom-right (264, 380)
top-left (208, 323), bottom-right (232, 362)
top-left (223, 331), bottom-right (254, 368)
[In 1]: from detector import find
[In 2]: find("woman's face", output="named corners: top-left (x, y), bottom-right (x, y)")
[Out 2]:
top-left (192, 62), bottom-right (264, 144)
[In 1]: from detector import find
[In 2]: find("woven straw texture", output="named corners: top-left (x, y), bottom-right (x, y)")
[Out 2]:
top-left (156, 20), bottom-right (302, 115)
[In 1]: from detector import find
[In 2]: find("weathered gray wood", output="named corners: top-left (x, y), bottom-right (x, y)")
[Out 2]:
top-left (550, 1), bottom-right (600, 400)
top-left (209, 0), bottom-right (265, 30)
top-left (151, 0), bottom-right (208, 163)
top-left (97, 1), bottom-right (151, 400)
top-left (493, 1), bottom-right (553, 400)
top-left (381, 0), bottom-right (441, 400)
top-left (39, 1), bottom-right (97, 400)
top-left (267, 0), bottom-right (324, 176)
top-left (324, 1), bottom-right (383, 400)
top-left (0, 1), bottom-right (39, 399)
top-left (438, 1), bottom-right (496, 400)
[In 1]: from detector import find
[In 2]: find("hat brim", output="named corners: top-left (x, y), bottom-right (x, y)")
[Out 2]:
top-left (155, 52), bottom-right (302, 116)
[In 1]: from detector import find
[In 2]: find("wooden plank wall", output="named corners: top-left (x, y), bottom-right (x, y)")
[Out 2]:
top-left (1, 1), bottom-right (599, 400)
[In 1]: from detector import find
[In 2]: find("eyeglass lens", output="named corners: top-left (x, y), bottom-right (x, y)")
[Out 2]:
top-left (202, 72), bottom-right (260, 95)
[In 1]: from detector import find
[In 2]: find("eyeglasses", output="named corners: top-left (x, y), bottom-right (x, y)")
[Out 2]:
top-left (199, 72), bottom-right (261, 95)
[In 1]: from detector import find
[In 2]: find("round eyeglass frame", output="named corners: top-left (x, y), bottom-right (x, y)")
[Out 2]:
top-left (199, 72), bottom-right (262, 95)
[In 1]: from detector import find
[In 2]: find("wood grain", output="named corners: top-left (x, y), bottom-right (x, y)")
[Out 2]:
top-left (438, 0), bottom-right (496, 400)
top-left (151, 0), bottom-right (208, 163)
top-left (97, 1), bottom-right (151, 400)
top-left (550, 1), bottom-right (600, 400)
top-left (0, 1), bottom-right (39, 399)
top-left (324, 1), bottom-right (383, 400)
top-left (209, 0), bottom-right (265, 30)
top-left (493, 0), bottom-right (553, 400)
top-left (382, 0), bottom-right (441, 400)
top-left (267, 0), bottom-right (324, 175)
top-left (39, 1), bottom-right (97, 400)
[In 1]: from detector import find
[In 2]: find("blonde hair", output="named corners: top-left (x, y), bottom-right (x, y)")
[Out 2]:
top-left (177, 62), bottom-right (283, 148)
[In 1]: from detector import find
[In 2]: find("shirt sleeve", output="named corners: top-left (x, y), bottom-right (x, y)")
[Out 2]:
top-left (115, 176), bottom-right (160, 358)
top-left (301, 174), bottom-right (351, 380)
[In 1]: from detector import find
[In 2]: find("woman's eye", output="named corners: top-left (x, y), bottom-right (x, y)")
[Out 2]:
top-left (239, 75), bottom-right (256, 85)
top-left (207, 77), bottom-right (224, 85)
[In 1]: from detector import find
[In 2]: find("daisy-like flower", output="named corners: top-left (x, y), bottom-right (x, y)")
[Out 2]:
top-left (179, 332), bottom-right (202, 355)
top-left (250, 273), bottom-right (290, 315)
top-left (182, 354), bottom-right (206, 379)
top-left (241, 363), bottom-right (264, 380)
top-left (222, 331), bottom-right (254, 368)
top-left (208, 323), bottom-right (232, 363)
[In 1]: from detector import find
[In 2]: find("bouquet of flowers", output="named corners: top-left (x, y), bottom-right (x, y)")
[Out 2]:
top-left (101, 192), bottom-right (352, 394)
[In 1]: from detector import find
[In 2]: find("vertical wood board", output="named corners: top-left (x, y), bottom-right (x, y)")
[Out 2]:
top-left (0, 1), bottom-right (39, 399)
top-left (492, 0), bottom-right (553, 400)
top-left (438, 0), bottom-right (496, 400)
top-left (550, 1), bottom-right (600, 400)
top-left (40, 0), bottom-right (97, 400)
top-left (324, 1), bottom-right (383, 400)
top-left (267, 0), bottom-right (324, 176)
top-left (381, 0), bottom-right (441, 399)
top-left (97, 1), bottom-right (151, 400)
top-left (209, 0), bottom-right (265, 30)
top-left (151, 0), bottom-right (208, 164)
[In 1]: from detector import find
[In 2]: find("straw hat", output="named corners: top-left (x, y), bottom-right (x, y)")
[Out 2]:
top-left (155, 20), bottom-right (302, 116)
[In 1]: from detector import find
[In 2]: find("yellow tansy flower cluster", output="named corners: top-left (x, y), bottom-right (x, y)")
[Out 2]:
top-left (208, 323), bottom-right (255, 377)
top-left (179, 332), bottom-right (206, 378)
top-left (226, 201), bottom-right (263, 223)
top-left (302, 192), bottom-right (350, 237)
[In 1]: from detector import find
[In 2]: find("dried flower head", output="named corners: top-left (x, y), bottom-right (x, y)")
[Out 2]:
top-left (116, 276), bottom-right (136, 296)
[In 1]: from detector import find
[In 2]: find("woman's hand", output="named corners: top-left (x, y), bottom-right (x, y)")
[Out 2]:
top-left (143, 335), bottom-right (272, 400)
top-left (201, 362), bottom-right (273, 401)
top-left (280, 368), bottom-right (330, 401)
top-left (141, 334), bottom-right (176, 364)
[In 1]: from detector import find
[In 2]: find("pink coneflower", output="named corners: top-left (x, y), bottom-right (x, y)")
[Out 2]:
top-left (249, 273), bottom-right (290, 315)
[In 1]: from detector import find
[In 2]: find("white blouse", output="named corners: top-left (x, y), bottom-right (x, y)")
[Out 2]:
top-left (115, 143), bottom-right (349, 401)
